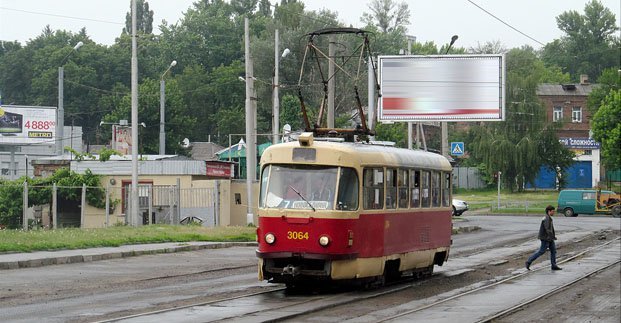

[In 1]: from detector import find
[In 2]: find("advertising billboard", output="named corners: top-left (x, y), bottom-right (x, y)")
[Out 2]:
top-left (378, 54), bottom-right (505, 121)
top-left (112, 125), bottom-right (132, 155)
top-left (0, 105), bottom-right (57, 145)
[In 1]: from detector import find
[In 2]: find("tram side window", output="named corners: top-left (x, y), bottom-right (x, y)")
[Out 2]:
top-left (363, 168), bottom-right (384, 209)
top-left (386, 168), bottom-right (397, 209)
top-left (398, 169), bottom-right (409, 208)
top-left (336, 167), bottom-right (359, 211)
top-left (432, 171), bottom-right (441, 207)
top-left (442, 172), bottom-right (451, 207)
top-left (421, 171), bottom-right (431, 208)
top-left (410, 170), bottom-right (420, 208)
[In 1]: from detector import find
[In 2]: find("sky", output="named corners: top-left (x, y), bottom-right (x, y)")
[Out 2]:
top-left (0, 0), bottom-right (619, 50)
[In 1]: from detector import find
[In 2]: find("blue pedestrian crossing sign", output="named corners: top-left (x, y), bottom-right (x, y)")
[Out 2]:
top-left (451, 142), bottom-right (465, 156)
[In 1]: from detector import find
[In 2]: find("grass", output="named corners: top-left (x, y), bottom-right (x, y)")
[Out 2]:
top-left (454, 188), bottom-right (559, 214)
top-left (0, 225), bottom-right (256, 253)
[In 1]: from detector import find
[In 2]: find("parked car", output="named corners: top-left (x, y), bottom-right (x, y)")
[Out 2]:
top-left (557, 189), bottom-right (620, 217)
top-left (452, 199), bottom-right (469, 216)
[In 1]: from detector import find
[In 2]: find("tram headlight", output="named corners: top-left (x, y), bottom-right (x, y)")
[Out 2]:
top-left (265, 233), bottom-right (276, 244)
top-left (319, 235), bottom-right (330, 247)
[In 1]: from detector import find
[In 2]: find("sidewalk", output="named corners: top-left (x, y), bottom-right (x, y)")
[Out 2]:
top-left (0, 241), bottom-right (257, 270)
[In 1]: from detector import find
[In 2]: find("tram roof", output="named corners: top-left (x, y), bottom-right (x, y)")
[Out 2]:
top-left (261, 138), bottom-right (452, 171)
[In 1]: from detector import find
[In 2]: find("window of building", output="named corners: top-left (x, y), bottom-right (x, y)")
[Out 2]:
top-left (553, 106), bottom-right (563, 122)
top-left (572, 107), bottom-right (582, 123)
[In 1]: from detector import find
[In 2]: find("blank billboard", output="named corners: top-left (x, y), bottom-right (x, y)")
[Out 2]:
top-left (378, 55), bottom-right (505, 121)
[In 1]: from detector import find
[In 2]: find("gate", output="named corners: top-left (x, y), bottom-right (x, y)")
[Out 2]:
top-left (123, 185), bottom-right (217, 226)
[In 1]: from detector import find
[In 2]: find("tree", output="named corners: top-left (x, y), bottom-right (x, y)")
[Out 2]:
top-left (123, 0), bottom-right (154, 34)
top-left (468, 40), bottom-right (507, 54)
top-left (591, 89), bottom-right (621, 169)
top-left (541, 0), bottom-right (619, 81)
top-left (586, 68), bottom-right (621, 114)
top-left (361, 0), bottom-right (410, 33)
top-left (0, 168), bottom-right (108, 229)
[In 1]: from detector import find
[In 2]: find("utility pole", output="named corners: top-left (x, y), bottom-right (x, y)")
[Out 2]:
top-left (367, 58), bottom-right (375, 139)
top-left (442, 35), bottom-right (459, 157)
top-left (273, 29), bottom-right (280, 144)
top-left (130, 0), bottom-right (139, 226)
top-left (244, 17), bottom-right (256, 225)
top-left (327, 35), bottom-right (335, 128)
top-left (406, 35), bottom-right (415, 149)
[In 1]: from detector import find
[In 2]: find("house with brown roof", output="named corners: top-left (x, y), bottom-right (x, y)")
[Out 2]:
top-left (535, 74), bottom-right (601, 188)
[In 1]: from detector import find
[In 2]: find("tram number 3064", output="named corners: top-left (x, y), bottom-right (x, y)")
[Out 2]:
top-left (287, 231), bottom-right (309, 240)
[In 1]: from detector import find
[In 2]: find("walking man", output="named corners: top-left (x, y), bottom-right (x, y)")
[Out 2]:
top-left (526, 205), bottom-right (562, 271)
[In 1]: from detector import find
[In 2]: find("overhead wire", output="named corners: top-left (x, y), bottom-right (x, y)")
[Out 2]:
top-left (466, 0), bottom-right (545, 46)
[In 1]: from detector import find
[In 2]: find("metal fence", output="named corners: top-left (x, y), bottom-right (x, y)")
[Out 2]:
top-left (453, 167), bottom-right (487, 189)
top-left (4, 182), bottom-right (217, 230)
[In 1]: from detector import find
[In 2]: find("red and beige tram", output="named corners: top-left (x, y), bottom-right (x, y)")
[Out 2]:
top-left (256, 132), bottom-right (453, 287)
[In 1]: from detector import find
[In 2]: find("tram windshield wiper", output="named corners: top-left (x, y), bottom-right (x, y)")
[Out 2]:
top-left (288, 185), bottom-right (316, 212)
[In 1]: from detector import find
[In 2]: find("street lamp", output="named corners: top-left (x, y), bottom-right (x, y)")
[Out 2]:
top-left (57, 41), bottom-right (83, 156)
top-left (159, 60), bottom-right (177, 155)
top-left (442, 35), bottom-right (458, 157)
top-left (273, 29), bottom-right (291, 144)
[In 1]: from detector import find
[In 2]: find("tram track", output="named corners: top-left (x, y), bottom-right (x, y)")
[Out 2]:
top-left (377, 237), bottom-right (620, 322)
top-left (94, 231), bottom-right (619, 323)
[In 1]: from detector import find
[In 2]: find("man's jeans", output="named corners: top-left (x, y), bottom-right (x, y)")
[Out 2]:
top-left (527, 239), bottom-right (557, 267)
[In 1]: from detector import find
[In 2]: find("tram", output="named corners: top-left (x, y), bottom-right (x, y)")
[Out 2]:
top-left (256, 132), bottom-right (453, 286)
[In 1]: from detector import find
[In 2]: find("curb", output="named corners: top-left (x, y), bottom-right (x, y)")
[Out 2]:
top-left (0, 242), bottom-right (257, 270)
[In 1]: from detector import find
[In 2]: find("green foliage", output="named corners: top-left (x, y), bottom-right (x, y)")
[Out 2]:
top-left (0, 225), bottom-right (256, 252)
top-left (591, 89), bottom-right (621, 169)
top-left (541, 0), bottom-right (619, 81)
top-left (587, 68), bottom-right (621, 114)
top-left (0, 168), bottom-right (109, 229)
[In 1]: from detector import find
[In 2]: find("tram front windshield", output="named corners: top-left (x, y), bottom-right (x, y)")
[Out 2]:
top-left (261, 165), bottom-right (356, 210)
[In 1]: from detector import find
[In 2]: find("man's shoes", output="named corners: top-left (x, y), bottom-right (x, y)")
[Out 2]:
top-left (525, 261), bottom-right (531, 270)
top-left (551, 266), bottom-right (562, 271)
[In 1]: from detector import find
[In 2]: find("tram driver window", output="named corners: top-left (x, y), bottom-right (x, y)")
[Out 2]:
top-left (363, 168), bottom-right (384, 209)
top-left (421, 171), bottom-right (431, 208)
top-left (336, 167), bottom-right (359, 211)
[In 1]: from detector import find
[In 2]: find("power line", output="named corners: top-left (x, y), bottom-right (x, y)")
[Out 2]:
top-left (0, 6), bottom-right (123, 25)
top-left (466, 0), bottom-right (545, 46)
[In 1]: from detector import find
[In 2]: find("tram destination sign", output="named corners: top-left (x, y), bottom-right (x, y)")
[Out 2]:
top-left (0, 105), bottom-right (57, 145)
top-left (378, 54), bottom-right (506, 122)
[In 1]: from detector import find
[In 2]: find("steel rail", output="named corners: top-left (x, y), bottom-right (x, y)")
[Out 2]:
top-left (378, 237), bottom-right (620, 322)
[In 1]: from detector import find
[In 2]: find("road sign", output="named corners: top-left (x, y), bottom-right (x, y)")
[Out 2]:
top-left (451, 142), bottom-right (464, 156)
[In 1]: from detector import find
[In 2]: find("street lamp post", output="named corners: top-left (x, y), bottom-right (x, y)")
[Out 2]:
top-left (441, 35), bottom-right (459, 157)
top-left (57, 41), bottom-right (83, 156)
top-left (272, 28), bottom-right (290, 144)
top-left (160, 60), bottom-right (177, 155)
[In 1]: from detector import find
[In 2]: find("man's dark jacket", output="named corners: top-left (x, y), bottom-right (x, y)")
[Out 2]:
top-left (538, 214), bottom-right (556, 241)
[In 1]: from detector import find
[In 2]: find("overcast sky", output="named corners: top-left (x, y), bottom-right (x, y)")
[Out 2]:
top-left (1, 0), bottom-right (619, 50)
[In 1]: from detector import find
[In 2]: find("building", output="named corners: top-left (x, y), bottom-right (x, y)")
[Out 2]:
top-left (535, 74), bottom-right (601, 188)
